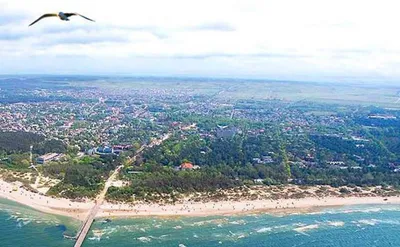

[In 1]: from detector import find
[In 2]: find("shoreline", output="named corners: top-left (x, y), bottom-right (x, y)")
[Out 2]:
top-left (1, 179), bottom-right (400, 221)
top-left (98, 196), bottom-right (400, 219)
top-left (0, 180), bottom-right (93, 221)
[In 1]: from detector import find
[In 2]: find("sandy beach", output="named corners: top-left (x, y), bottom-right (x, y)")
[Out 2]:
top-left (0, 180), bottom-right (93, 220)
top-left (98, 196), bottom-right (400, 218)
top-left (1, 179), bottom-right (400, 221)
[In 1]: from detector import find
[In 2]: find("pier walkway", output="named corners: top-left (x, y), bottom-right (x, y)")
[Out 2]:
top-left (73, 165), bottom-right (122, 247)
top-left (73, 133), bottom-right (171, 246)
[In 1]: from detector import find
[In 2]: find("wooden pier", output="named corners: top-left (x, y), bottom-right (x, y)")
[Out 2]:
top-left (71, 133), bottom-right (171, 246)
top-left (73, 165), bottom-right (122, 247)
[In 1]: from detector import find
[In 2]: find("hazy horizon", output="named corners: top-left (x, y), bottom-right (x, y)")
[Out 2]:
top-left (1, 73), bottom-right (400, 86)
top-left (2, 0), bottom-right (400, 83)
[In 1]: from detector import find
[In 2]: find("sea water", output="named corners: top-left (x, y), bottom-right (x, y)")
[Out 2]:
top-left (1, 199), bottom-right (400, 247)
top-left (0, 198), bottom-right (80, 247)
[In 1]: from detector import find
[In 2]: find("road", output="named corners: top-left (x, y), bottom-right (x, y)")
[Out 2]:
top-left (73, 133), bottom-right (171, 247)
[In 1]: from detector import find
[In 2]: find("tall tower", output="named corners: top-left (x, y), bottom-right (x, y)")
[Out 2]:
top-left (30, 145), bottom-right (33, 166)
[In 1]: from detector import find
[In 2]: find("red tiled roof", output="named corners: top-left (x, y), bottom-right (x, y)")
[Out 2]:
top-left (180, 162), bottom-right (194, 169)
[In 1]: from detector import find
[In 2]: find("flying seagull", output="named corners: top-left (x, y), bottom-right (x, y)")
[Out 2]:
top-left (29, 12), bottom-right (95, 26)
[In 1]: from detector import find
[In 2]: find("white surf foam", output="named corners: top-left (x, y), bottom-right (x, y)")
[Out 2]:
top-left (327, 221), bottom-right (345, 227)
top-left (293, 224), bottom-right (319, 235)
top-left (256, 227), bottom-right (272, 233)
top-left (137, 236), bottom-right (151, 243)
top-left (357, 219), bottom-right (377, 226)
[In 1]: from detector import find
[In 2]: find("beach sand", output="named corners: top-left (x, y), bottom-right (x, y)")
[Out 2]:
top-left (98, 196), bottom-right (400, 218)
top-left (0, 180), bottom-right (93, 220)
top-left (1, 179), bottom-right (399, 221)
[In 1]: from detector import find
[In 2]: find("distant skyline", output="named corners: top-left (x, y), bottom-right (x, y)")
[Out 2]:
top-left (1, 0), bottom-right (400, 83)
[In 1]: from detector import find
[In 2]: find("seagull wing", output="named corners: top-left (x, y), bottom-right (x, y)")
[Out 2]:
top-left (64, 13), bottom-right (95, 22)
top-left (29, 13), bottom-right (58, 26)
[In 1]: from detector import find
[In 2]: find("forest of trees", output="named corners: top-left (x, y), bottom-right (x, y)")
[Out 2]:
top-left (142, 134), bottom-right (282, 167)
top-left (107, 164), bottom-right (243, 201)
top-left (0, 131), bottom-right (66, 154)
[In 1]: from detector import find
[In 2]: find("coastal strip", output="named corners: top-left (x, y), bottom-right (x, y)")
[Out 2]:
top-left (1, 179), bottom-right (400, 221)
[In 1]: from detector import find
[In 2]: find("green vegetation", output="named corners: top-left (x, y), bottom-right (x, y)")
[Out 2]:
top-left (44, 156), bottom-right (120, 198)
top-left (107, 164), bottom-right (242, 202)
top-left (0, 131), bottom-right (66, 154)
top-left (108, 109), bottom-right (400, 202)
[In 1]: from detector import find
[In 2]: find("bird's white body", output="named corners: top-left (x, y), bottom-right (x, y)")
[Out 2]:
top-left (58, 12), bottom-right (69, 21)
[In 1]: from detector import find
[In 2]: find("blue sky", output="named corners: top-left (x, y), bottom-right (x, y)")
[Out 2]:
top-left (1, 0), bottom-right (400, 82)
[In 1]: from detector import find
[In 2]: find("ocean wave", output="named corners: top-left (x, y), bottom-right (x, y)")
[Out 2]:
top-left (327, 221), bottom-right (345, 227)
top-left (17, 217), bottom-right (31, 225)
top-left (375, 219), bottom-right (400, 225)
top-left (293, 224), bottom-right (319, 234)
top-left (94, 227), bottom-right (116, 238)
top-left (22, 220), bottom-right (31, 226)
top-left (5, 211), bottom-right (60, 226)
top-left (148, 235), bottom-right (169, 240)
top-left (6, 215), bottom-right (17, 220)
top-left (237, 234), bottom-right (247, 239)
top-left (137, 236), bottom-right (152, 243)
top-left (256, 227), bottom-right (272, 233)
top-left (105, 227), bottom-right (118, 235)
top-left (120, 225), bottom-right (141, 232)
top-left (307, 205), bottom-right (400, 216)
top-left (229, 220), bottom-right (246, 225)
top-left (88, 236), bottom-right (101, 241)
top-left (190, 218), bottom-right (228, 227)
top-left (354, 218), bottom-right (400, 226)
top-left (91, 229), bottom-right (104, 240)
top-left (340, 208), bottom-right (382, 214)
top-left (93, 225), bottom-right (135, 240)
top-left (275, 224), bottom-right (289, 228)
top-left (0, 208), bottom-right (14, 215)
top-left (355, 219), bottom-right (377, 226)
top-left (228, 231), bottom-right (248, 240)
top-left (212, 233), bottom-right (223, 238)
top-left (12, 215), bottom-right (46, 227)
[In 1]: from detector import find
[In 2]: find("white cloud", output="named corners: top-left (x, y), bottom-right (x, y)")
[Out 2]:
top-left (1, 0), bottom-right (400, 81)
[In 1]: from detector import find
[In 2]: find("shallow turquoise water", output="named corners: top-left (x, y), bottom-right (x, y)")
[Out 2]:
top-left (0, 198), bottom-right (80, 247)
top-left (1, 198), bottom-right (400, 247)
